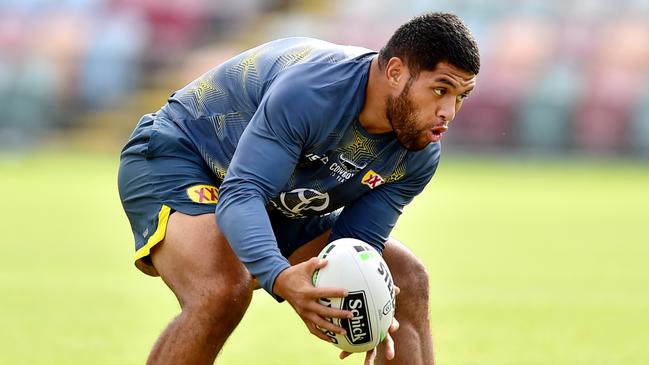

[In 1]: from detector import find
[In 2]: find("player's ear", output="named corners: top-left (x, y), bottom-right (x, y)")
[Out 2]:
top-left (385, 57), bottom-right (406, 87)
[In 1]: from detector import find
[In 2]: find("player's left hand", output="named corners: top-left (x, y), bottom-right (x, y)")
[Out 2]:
top-left (338, 286), bottom-right (401, 364)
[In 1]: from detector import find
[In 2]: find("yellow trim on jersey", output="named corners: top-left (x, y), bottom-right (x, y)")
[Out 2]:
top-left (134, 204), bottom-right (171, 263)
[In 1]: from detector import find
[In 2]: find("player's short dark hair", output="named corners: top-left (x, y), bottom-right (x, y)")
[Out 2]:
top-left (378, 12), bottom-right (480, 76)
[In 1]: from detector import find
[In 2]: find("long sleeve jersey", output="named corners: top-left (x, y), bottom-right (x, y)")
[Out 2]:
top-left (158, 37), bottom-right (441, 296)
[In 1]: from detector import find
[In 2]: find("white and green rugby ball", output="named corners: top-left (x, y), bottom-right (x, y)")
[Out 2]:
top-left (312, 238), bottom-right (396, 353)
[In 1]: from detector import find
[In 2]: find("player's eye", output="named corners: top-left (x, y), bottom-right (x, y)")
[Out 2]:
top-left (433, 88), bottom-right (445, 96)
top-left (456, 93), bottom-right (469, 102)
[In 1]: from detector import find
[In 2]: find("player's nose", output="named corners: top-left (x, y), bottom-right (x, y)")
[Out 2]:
top-left (436, 98), bottom-right (456, 122)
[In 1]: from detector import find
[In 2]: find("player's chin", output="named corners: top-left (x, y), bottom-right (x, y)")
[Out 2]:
top-left (403, 136), bottom-right (432, 151)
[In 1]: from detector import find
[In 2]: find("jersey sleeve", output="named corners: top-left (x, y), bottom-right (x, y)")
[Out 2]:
top-left (215, 78), bottom-right (324, 300)
top-left (329, 151), bottom-right (441, 252)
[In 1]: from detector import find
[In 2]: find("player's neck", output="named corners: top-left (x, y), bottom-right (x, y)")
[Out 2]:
top-left (358, 57), bottom-right (393, 135)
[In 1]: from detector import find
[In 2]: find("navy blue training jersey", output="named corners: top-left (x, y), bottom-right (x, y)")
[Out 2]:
top-left (158, 37), bottom-right (441, 295)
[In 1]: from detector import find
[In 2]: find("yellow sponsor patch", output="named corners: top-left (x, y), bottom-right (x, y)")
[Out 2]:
top-left (187, 185), bottom-right (219, 204)
top-left (361, 170), bottom-right (385, 189)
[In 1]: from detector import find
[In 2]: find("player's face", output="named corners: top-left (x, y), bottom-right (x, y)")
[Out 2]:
top-left (386, 62), bottom-right (476, 151)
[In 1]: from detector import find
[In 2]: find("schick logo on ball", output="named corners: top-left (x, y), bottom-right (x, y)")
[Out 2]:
top-left (341, 291), bottom-right (372, 344)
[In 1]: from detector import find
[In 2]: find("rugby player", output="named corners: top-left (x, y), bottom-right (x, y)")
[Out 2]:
top-left (118, 12), bottom-right (479, 365)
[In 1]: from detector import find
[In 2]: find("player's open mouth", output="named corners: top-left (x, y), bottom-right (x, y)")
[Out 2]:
top-left (428, 126), bottom-right (448, 143)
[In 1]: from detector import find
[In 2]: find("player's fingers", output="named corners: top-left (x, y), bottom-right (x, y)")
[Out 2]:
top-left (307, 257), bottom-right (328, 271)
top-left (311, 286), bottom-right (348, 299)
top-left (389, 317), bottom-right (400, 333)
top-left (339, 351), bottom-right (351, 360)
top-left (311, 301), bottom-right (352, 320)
top-left (309, 313), bottom-right (346, 335)
top-left (308, 322), bottom-right (335, 342)
top-left (364, 347), bottom-right (377, 365)
top-left (383, 332), bottom-right (395, 360)
top-left (394, 285), bottom-right (401, 296)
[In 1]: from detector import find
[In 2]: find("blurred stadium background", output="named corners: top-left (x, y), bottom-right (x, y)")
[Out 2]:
top-left (1, 0), bottom-right (649, 155)
top-left (1, 1), bottom-right (647, 364)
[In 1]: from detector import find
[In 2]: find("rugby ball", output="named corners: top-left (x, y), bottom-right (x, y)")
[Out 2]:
top-left (312, 238), bottom-right (396, 353)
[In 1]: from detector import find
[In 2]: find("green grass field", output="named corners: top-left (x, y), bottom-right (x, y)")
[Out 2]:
top-left (1, 151), bottom-right (647, 365)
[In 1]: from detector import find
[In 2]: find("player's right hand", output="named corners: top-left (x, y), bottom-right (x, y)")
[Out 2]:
top-left (273, 257), bottom-right (354, 343)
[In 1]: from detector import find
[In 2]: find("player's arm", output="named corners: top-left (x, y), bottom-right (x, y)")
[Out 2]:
top-left (330, 152), bottom-right (440, 252)
top-left (215, 79), bottom-right (352, 341)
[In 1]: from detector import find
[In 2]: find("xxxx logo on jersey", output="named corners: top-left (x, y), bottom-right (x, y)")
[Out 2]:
top-left (361, 170), bottom-right (384, 189)
top-left (187, 185), bottom-right (219, 204)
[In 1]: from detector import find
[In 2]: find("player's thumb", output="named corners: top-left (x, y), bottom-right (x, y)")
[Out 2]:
top-left (307, 257), bottom-right (327, 272)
